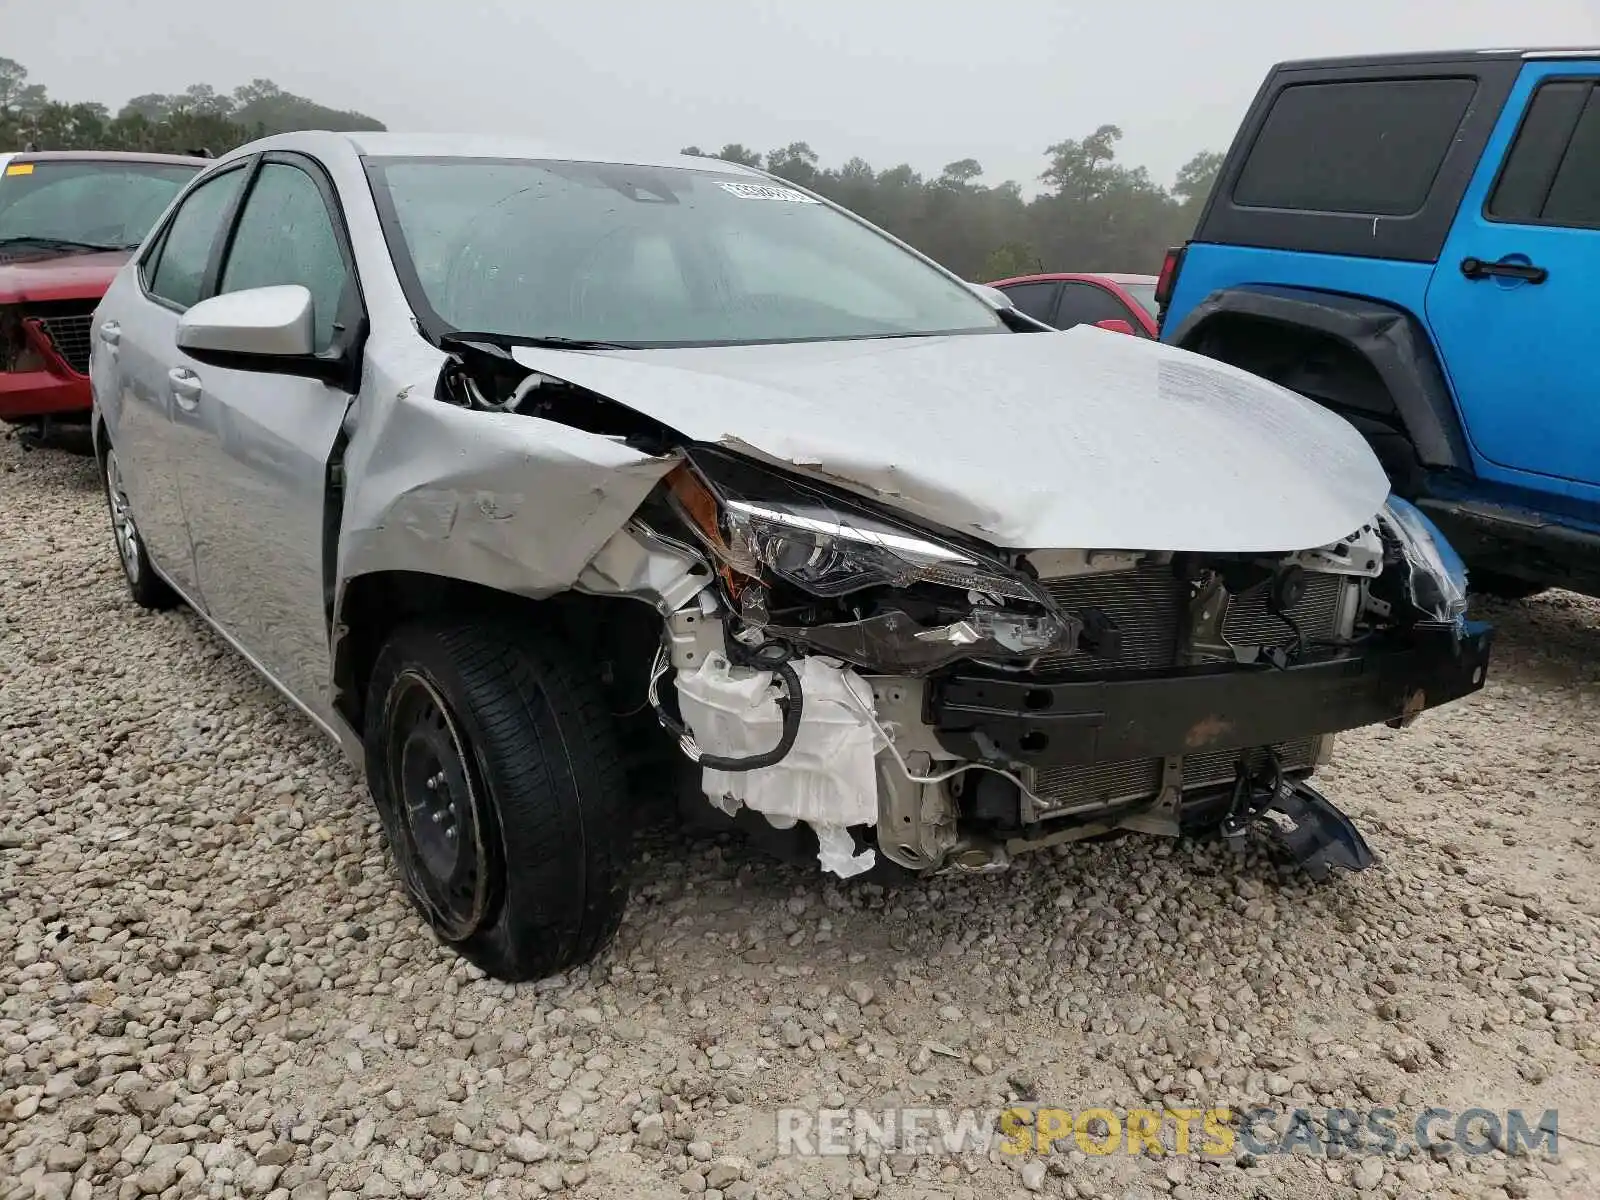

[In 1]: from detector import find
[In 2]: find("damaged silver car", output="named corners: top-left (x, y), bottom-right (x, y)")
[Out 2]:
top-left (89, 133), bottom-right (1495, 980)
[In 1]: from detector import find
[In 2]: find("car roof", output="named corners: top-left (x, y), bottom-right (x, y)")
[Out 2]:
top-left (1273, 47), bottom-right (1600, 71)
top-left (216, 130), bottom-right (770, 175)
top-left (5, 149), bottom-right (211, 166)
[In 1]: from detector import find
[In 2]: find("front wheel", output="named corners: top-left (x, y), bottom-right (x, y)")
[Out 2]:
top-left (363, 619), bottom-right (632, 981)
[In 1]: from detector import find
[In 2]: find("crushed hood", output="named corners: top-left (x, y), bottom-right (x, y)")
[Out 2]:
top-left (510, 326), bottom-right (1391, 553)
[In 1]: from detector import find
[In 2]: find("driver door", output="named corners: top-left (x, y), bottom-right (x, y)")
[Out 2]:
top-left (171, 153), bottom-right (364, 725)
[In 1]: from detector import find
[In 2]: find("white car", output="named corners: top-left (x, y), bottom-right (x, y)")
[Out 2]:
top-left (89, 133), bottom-right (1492, 980)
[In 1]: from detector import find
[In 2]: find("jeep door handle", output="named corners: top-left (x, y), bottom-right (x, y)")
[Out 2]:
top-left (1460, 257), bottom-right (1548, 284)
top-left (98, 321), bottom-right (120, 346)
top-left (168, 367), bottom-right (203, 411)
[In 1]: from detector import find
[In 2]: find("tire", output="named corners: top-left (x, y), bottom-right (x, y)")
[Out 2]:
top-left (363, 619), bottom-right (631, 981)
top-left (101, 446), bottom-right (179, 610)
top-left (1468, 569), bottom-right (1547, 602)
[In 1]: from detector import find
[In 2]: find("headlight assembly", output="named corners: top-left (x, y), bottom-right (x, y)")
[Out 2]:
top-left (668, 449), bottom-right (1054, 607)
top-left (721, 497), bottom-right (1048, 604)
top-left (663, 449), bottom-right (1080, 673)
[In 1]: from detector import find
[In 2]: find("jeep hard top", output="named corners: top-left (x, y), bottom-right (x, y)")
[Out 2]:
top-left (1158, 47), bottom-right (1600, 600)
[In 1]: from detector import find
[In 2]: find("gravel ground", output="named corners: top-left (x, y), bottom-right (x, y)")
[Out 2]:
top-left (3, 429), bottom-right (1598, 1200)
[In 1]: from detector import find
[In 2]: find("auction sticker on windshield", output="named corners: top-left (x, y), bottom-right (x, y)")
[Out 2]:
top-left (717, 181), bottom-right (818, 203)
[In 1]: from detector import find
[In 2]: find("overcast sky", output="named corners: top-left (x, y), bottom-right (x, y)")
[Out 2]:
top-left (10, 0), bottom-right (1600, 188)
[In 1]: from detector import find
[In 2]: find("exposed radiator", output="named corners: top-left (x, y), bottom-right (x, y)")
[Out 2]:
top-left (1030, 739), bottom-right (1322, 818)
top-left (1025, 561), bottom-right (1350, 816)
top-left (1036, 561), bottom-right (1186, 674)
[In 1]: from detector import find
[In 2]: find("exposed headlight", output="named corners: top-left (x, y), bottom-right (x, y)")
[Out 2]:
top-left (1379, 497), bottom-right (1469, 626)
top-left (672, 448), bottom-right (1053, 606)
top-left (722, 498), bottom-right (1047, 603)
top-left (665, 449), bottom-right (1078, 671)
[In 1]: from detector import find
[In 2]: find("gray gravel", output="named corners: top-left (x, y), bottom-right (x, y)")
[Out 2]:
top-left (3, 430), bottom-right (1598, 1200)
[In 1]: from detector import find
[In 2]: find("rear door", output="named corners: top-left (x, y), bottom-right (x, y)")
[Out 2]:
top-left (105, 162), bottom-right (251, 601)
top-left (175, 152), bottom-right (362, 724)
top-left (1425, 60), bottom-right (1600, 487)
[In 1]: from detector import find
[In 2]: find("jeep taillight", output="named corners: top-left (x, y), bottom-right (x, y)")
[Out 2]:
top-left (1154, 245), bottom-right (1187, 313)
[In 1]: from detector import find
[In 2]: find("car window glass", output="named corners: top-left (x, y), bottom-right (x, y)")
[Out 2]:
top-left (147, 168), bottom-right (247, 309)
top-left (1491, 80), bottom-right (1600, 229)
top-left (1054, 282), bottom-right (1136, 329)
top-left (999, 282), bottom-right (1059, 324)
top-left (0, 162), bottom-right (198, 249)
top-left (712, 228), bottom-right (920, 325)
top-left (1120, 282), bottom-right (1160, 323)
top-left (369, 158), bottom-right (1004, 346)
top-left (219, 162), bottom-right (350, 352)
top-left (1233, 78), bottom-right (1478, 216)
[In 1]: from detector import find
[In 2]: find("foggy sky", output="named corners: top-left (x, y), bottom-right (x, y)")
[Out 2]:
top-left (10, 0), bottom-right (1599, 188)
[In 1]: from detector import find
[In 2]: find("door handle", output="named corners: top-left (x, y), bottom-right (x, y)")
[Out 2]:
top-left (168, 367), bottom-right (203, 411)
top-left (98, 321), bottom-right (120, 346)
top-left (1460, 257), bottom-right (1548, 284)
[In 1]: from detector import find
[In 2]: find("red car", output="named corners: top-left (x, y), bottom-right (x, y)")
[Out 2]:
top-left (0, 150), bottom-right (206, 426)
top-left (986, 272), bottom-right (1162, 337)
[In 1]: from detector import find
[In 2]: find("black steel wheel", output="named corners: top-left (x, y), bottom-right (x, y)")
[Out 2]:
top-left (363, 619), bottom-right (632, 981)
top-left (382, 670), bottom-right (493, 941)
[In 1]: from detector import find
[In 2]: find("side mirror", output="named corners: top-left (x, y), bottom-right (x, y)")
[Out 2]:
top-left (966, 282), bottom-right (1015, 311)
top-left (177, 284), bottom-right (315, 359)
top-left (1094, 318), bottom-right (1137, 335)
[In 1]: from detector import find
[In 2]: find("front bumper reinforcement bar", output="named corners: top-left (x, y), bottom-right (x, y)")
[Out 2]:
top-left (928, 620), bottom-right (1493, 767)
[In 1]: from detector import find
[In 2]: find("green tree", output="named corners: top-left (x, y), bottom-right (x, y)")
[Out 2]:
top-left (1041, 124), bottom-right (1124, 200)
top-left (981, 242), bottom-right (1041, 280)
top-left (713, 143), bottom-right (764, 168)
top-left (1174, 150), bottom-right (1224, 206)
top-left (119, 93), bottom-right (174, 122)
top-left (765, 142), bottom-right (820, 188)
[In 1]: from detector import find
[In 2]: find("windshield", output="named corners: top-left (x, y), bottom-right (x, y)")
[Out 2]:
top-left (0, 160), bottom-right (200, 250)
top-left (1121, 282), bottom-right (1159, 322)
top-left (365, 157), bottom-right (1005, 347)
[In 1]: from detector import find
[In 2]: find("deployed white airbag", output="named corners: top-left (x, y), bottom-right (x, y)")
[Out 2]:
top-left (674, 653), bottom-right (879, 878)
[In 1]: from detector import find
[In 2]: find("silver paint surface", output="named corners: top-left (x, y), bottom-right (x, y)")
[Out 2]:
top-left (93, 130), bottom-right (1395, 751)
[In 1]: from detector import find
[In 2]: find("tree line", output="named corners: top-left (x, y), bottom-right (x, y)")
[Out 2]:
top-left (683, 132), bottom-right (1222, 279)
top-left (0, 57), bottom-right (384, 161)
top-left (1, 55), bottom-right (1222, 280)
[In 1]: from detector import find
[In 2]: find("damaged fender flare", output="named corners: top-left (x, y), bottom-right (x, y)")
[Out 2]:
top-left (1168, 285), bottom-right (1470, 473)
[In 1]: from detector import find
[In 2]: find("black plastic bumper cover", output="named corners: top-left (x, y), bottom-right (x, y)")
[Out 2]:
top-left (928, 620), bottom-right (1494, 768)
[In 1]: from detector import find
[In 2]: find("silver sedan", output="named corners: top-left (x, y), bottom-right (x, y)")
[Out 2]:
top-left (90, 132), bottom-right (1491, 981)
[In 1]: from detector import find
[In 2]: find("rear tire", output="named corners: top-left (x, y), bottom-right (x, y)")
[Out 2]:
top-left (101, 446), bottom-right (178, 611)
top-left (363, 619), bottom-right (632, 981)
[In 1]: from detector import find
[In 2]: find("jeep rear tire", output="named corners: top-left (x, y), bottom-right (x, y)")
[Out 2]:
top-left (363, 619), bottom-right (632, 981)
top-left (1467, 570), bottom-right (1547, 602)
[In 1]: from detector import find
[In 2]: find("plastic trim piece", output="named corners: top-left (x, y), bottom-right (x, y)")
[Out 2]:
top-left (1167, 284), bottom-right (1472, 472)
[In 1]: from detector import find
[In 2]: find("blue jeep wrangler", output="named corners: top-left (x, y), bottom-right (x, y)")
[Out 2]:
top-left (1159, 48), bottom-right (1600, 600)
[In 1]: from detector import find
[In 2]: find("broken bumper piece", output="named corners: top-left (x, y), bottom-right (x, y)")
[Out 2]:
top-left (927, 619), bottom-right (1493, 767)
top-left (1245, 779), bottom-right (1377, 880)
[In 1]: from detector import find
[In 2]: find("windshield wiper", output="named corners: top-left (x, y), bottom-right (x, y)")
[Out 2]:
top-left (440, 330), bottom-right (633, 352)
top-left (0, 235), bottom-right (126, 253)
